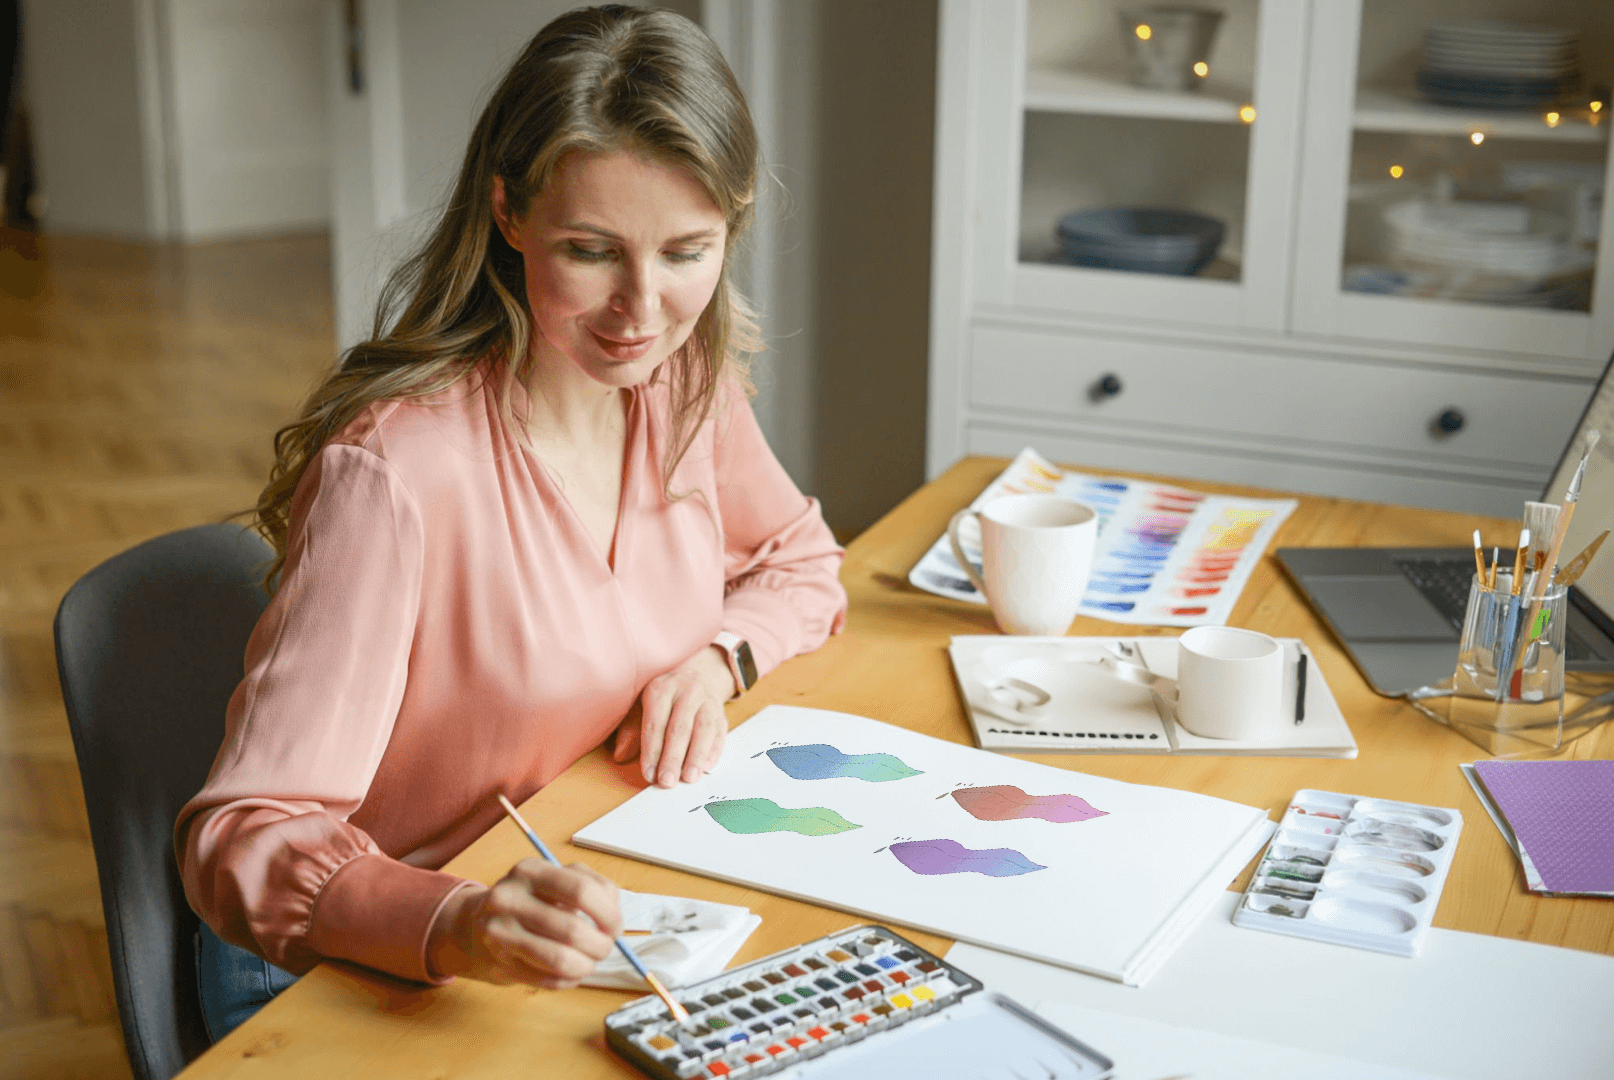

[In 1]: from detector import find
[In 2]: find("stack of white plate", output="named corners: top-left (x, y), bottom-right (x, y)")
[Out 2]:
top-left (1378, 198), bottom-right (1593, 298)
top-left (1417, 20), bottom-right (1579, 109)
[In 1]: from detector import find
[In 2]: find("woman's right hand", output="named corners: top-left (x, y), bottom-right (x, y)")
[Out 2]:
top-left (427, 858), bottom-right (622, 987)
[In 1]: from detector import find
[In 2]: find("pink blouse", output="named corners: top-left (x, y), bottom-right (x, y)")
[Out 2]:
top-left (175, 368), bottom-right (846, 982)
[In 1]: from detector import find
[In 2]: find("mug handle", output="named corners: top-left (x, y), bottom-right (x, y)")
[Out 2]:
top-left (946, 509), bottom-right (989, 597)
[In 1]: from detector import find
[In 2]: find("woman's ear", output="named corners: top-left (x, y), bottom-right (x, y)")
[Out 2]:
top-left (491, 176), bottom-right (524, 252)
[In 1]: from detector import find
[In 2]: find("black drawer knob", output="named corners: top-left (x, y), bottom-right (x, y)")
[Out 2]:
top-left (1095, 373), bottom-right (1123, 398)
top-left (1436, 408), bottom-right (1465, 434)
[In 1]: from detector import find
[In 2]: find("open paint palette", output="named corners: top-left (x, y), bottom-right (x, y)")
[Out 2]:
top-left (1234, 789), bottom-right (1463, 957)
top-left (604, 925), bottom-right (1113, 1079)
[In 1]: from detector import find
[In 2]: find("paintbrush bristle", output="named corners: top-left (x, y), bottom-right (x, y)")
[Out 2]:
top-left (1523, 501), bottom-right (1560, 545)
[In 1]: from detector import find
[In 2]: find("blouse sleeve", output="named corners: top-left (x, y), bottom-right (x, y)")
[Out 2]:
top-left (174, 444), bottom-right (473, 982)
top-left (712, 386), bottom-right (849, 677)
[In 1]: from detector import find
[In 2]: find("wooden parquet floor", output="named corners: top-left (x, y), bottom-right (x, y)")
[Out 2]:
top-left (0, 227), bottom-right (335, 1079)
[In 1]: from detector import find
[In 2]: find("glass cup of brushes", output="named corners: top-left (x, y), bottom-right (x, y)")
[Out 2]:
top-left (1441, 568), bottom-right (1569, 757)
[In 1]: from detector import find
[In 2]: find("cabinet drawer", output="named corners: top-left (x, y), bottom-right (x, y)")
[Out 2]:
top-left (968, 325), bottom-right (1587, 468)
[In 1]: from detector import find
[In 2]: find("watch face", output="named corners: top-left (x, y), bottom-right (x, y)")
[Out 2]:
top-left (735, 639), bottom-right (758, 691)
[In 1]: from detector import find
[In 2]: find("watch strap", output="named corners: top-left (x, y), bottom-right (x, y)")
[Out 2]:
top-left (713, 631), bottom-right (758, 695)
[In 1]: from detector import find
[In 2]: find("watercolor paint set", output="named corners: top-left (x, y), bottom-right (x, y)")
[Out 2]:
top-left (604, 924), bottom-right (1113, 1080)
top-left (1234, 789), bottom-right (1463, 957)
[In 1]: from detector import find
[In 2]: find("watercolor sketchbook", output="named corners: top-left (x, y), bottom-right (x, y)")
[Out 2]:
top-left (574, 706), bottom-right (1274, 987)
top-left (908, 448), bottom-right (1297, 627)
top-left (949, 635), bottom-right (1357, 758)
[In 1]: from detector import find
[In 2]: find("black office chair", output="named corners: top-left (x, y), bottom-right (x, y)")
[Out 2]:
top-left (54, 524), bottom-right (272, 1080)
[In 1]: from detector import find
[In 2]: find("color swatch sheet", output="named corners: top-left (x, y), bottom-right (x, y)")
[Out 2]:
top-left (574, 706), bottom-right (1274, 987)
top-left (909, 448), bottom-right (1297, 627)
top-left (1468, 759), bottom-right (1614, 896)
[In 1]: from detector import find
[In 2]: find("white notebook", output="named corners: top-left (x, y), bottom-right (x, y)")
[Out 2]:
top-left (949, 636), bottom-right (1357, 758)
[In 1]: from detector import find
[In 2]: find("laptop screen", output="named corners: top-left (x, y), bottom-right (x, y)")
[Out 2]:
top-left (1543, 354), bottom-right (1614, 618)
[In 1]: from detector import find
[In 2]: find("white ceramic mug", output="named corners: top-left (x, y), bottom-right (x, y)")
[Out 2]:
top-left (946, 494), bottom-right (1098, 635)
top-left (1174, 626), bottom-right (1285, 740)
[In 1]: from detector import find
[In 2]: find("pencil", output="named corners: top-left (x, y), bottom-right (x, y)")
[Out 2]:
top-left (1294, 651), bottom-right (1308, 725)
top-left (495, 794), bottom-right (689, 1022)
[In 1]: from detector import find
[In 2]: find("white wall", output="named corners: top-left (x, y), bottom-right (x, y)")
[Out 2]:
top-left (22, 0), bottom-right (165, 237)
top-left (165, 0), bottom-right (329, 239)
top-left (21, 0), bottom-right (328, 240)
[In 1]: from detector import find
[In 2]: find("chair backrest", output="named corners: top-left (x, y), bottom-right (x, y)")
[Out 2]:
top-left (54, 524), bottom-right (271, 1080)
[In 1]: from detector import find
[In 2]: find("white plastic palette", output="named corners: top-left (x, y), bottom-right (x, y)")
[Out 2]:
top-left (1233, 789), bottom-right (1462, 958)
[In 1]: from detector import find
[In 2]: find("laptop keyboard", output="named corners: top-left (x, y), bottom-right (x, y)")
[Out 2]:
top-left (1393, 558), bottom-right (1475, 631)
top-left (1393, 556), bottom-right (1593, 660)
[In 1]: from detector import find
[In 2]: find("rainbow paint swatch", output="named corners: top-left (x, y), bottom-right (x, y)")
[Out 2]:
top-left (764, 744), bottom-right (923, 783)
top-left (908, 448), bottom-right (1295, 627)
top-left (888, 838), bottom-right (1046, 877)
top-left (703, 798), bottom-right (862, 837)
top-left (949, 785), bottom-right (1108, 824)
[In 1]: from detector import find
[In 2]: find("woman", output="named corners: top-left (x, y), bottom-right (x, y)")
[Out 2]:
top-left (176, 4), bottom-right (846, 1040)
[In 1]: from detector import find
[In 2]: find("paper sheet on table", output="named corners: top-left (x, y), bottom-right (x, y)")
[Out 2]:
top-left (580, 890), bottom-right (760, 990)
top-left (948, 891), bottom-right (1614, 1080)
top-left (908, 448), bottom-right (1296, 627)
top-left (1033, 1002), bottom-right (1448, 1080)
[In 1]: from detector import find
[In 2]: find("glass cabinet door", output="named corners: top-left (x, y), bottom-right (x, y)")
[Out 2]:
top-left (967, 0), bottom-right (1306, 330)
top-left (1293, 0), bottom-right (1614, 361)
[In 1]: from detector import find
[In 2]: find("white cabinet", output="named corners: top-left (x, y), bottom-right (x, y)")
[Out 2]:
top-left (929, 0), bottom-right (1614, 517)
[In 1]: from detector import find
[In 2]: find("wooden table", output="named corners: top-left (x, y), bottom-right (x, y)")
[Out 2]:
top-left (178, 457), bottom-right (1614, 1079)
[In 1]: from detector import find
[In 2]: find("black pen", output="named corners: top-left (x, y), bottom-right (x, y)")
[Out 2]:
top-left (1294, 651), bottom-right (1308, 724)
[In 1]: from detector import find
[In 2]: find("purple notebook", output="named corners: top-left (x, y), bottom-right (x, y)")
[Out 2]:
top-left (1472, 759), bottom-right (1614, 895)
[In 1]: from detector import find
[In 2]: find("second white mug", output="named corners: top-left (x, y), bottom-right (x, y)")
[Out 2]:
top-left (947, 494), bottom-right (1098, 635)
top-left (1174, 626), bottom-right (1285, 740)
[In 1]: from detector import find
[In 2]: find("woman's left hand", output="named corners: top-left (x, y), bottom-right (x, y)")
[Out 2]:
top-left (612, 646), bottom-right (736, 787)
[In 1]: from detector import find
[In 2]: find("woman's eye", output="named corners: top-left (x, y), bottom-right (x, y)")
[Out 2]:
top-left (665, 249), bottom-right (706, 265)
top-left (567, 244), bottom-right (613, 263)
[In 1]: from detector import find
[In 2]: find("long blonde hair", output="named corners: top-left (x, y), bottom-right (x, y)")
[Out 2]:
top-left (255, 4), bottom-right (760, 587)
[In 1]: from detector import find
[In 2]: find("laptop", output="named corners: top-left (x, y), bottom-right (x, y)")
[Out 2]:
top-left (1278, 352), bottom-right (1614, 697)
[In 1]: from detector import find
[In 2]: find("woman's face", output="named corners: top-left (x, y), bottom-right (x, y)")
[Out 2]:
top-left (494, 150), bottom-right (728, 390)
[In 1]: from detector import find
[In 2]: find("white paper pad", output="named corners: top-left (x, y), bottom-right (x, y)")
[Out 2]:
top-left (575, 706), bottom-right (1273, 986)
top-left (950, 891), bottom-right (1614, 1080)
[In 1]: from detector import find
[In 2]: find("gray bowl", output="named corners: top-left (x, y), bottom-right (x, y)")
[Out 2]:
top-left (1056, 207), bottom-right (1226, 275)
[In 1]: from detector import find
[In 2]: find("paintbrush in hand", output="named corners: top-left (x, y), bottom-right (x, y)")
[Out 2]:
top-left (496, 794), bottom-right (689, 1022)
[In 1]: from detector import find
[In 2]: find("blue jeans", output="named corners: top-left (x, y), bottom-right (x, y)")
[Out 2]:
top-left (195, 921), bottom-right (299, 1042)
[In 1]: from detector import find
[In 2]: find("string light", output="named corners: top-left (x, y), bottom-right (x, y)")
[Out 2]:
top-left (1592, 100), bottom-right (1605, 114)
top-left (1239, 104), bottom-right (1257, 123)
top-left (1193, 61), bottom-right (1209, 78)
top-left (1389, 164), bottom-right (1405, 179)
top-left (1135, 23), bottom-right (1152, 40)
top-left (1469, 131), bottom-right (1485, 145)
top-left (1544, 111), bottom-right (1561, 127)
